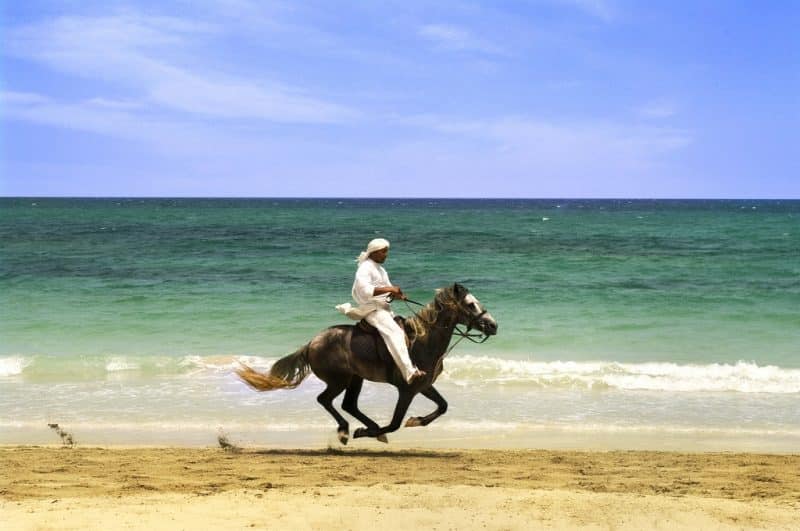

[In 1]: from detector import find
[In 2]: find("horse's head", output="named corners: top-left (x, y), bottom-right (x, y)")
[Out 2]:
top-left (442, 283), bottom-right (498, 336)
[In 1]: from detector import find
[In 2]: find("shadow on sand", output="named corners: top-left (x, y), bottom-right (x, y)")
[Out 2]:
top-left (246, 447), bottom-right (461, 459)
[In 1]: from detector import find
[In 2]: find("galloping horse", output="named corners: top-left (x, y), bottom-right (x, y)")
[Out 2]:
top-left (236, 283), bottom-right (498, 444)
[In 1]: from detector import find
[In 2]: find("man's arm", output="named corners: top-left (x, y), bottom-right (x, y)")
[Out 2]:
top-left (373, 286), bottom-right (406, 300)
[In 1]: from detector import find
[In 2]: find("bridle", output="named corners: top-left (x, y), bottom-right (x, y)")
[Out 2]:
top-left (402, 296), bottom-right (491, 356)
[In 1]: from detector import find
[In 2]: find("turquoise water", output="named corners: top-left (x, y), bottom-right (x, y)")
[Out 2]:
top-left (1, 198), bottom-right (799, 449)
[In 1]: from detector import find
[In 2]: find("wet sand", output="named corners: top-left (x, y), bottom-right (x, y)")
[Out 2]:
top-left (2, 446), bottom-right (799, 530)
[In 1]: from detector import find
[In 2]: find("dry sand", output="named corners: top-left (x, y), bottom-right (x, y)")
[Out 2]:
top-left (2, 446), bottom-right (799, 530)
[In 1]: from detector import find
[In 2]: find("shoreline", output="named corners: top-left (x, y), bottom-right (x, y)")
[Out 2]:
top-left (2, 446), bottom-right (799, 530)
top-left (4, 423), bottom-right (800, 454)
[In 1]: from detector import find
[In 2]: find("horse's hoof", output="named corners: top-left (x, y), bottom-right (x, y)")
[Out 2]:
top-left (377, 434), bottom-right (388, 443)
top-left (405, 417), bottom-right (423, 428)
top-left (338, 430), bottom-right (349, 445)
top-left (353, 427), bottom-right (367, 439)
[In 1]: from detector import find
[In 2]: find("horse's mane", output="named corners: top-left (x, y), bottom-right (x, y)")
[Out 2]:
top-left (405, 286), bottom-right (461, 342)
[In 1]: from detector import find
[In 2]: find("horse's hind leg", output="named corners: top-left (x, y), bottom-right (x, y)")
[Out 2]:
top-left (316, 379), bottom-right (350, 445)
top-left (405, 385), bottom-right (448, 427)
top-left (344, 377), bottom-right (386, 443)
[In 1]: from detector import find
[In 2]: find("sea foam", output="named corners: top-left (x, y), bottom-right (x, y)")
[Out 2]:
top-left (3, 354), bottom-right (800, 393)
top-left (441, 356), bottom-right (800, 393)
top-left (0, 356), bottom-right (32, 377)
top-left (105, 357), bottom-right (140, 372)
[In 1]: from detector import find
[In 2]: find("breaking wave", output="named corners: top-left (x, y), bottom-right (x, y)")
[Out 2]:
top-left (2, 354), bottom-right (800, 393)
top-left (441, 356), bottom-right (800, 393)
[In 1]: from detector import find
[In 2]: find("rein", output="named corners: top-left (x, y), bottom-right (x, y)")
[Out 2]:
top-left (401, 298), bottom-right (490, 357)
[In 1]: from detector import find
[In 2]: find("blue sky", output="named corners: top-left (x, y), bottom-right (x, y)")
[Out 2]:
top-left (2, 1), bottom-right (798, 198)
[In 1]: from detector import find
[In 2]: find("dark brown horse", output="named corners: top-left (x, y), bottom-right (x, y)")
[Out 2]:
top-left (236, 283), bottom-right (498, 444)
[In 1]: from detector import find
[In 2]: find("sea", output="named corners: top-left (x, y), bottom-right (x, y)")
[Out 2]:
top-left (1, 198), bottom-right (798, 451)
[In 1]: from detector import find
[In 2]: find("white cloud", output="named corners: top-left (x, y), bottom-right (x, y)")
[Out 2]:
top-left (0, 91), bottom-right (51, 105)
top-left (2, 4), bottom-right (699, 197)
top-left (2, 90), bottom-right (693, 197)
top-left (6, 14), bottom-right (357, 124)
top-left (418, 23), bottom-right (505, 55)
top-left (1, 90), bottom-right (262, 156)
top-left (393, 113), bottom-right (691, 181)
top-left (636, 101), bottom-right (678, 119)
top-left (547, 0), bottom-right (617, 22)
top-left (146, 70), bottom-right (356, 123)
top-left (485, 117), bottom-right (690, 166)
top-left (85, 97), bottom-right (146, 110)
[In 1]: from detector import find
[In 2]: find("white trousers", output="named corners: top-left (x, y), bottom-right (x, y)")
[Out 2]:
top-left (365, 309), bottom-right (416, 382)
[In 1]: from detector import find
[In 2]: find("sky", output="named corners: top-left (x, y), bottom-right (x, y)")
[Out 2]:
top-left (1, 1), bottom-right (798, 198)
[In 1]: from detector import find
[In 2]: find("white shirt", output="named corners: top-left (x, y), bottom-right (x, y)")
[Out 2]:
top-left (336, 258), bottom-right (393, 320)
top-left (352, 259), bottom-right (392, 305)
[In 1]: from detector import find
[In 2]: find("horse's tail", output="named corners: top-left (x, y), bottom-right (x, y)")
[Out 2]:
top-left (236, 344), bottom-right (311, 391)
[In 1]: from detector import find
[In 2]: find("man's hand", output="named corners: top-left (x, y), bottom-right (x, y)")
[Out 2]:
top-left (374, 285), bottom-right (407, 300)
top-left (391, 286), bottom-right (407, 300)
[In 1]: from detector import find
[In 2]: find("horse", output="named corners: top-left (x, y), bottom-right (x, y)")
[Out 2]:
top-left (236, 283), bottom-right (498, 444)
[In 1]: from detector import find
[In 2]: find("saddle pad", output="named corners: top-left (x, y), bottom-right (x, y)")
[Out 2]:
top-left (351, 316), bottom-right (411, 383)
top-left (357, 315), bottom-right (407, 334)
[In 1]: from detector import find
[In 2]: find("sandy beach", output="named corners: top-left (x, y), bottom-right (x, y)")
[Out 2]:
top-left (2, 446), bottom-right (798, 530)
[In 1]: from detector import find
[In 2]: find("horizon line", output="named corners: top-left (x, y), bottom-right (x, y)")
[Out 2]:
top-left (2, 196), bottom-right (799, 201)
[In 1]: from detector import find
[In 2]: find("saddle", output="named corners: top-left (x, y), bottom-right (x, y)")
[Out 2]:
top-left (352, 316), bottom-right (413, 383)
top-left (357, 315), bottom-right (407, 336)
top-left (356, 315), bottom-right (413, 350)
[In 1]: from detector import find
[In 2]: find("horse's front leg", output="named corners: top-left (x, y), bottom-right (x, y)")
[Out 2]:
top-left (405, 385), bottom-right (447, 427)
top-left (374, 390), bottom-right (415, 440)
top-left (346, 377), bottom-right (388, 443)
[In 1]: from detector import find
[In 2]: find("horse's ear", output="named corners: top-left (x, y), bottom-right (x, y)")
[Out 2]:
top-left (453, 283), bottom-right (468, 299)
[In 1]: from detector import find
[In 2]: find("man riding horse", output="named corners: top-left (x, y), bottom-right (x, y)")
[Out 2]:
top-left (237, 238), bottom-right (498, 444)
top-left (335, 238), bottom-right (426, 384)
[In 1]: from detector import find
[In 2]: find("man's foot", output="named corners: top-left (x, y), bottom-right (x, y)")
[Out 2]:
top-left (408, 369), bottom-right (427, 384)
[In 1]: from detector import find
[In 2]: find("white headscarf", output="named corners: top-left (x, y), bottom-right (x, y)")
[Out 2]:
top-left (357, 238), bottom-right (390, 264)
